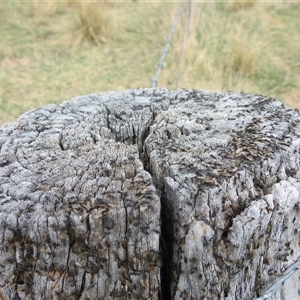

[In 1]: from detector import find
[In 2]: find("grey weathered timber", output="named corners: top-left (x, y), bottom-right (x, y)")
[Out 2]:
top-left (0, 88), bottom-right (300, 300)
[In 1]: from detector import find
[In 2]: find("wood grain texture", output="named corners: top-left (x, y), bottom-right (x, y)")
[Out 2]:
top-left (0, 88), bottom-right (300, 299)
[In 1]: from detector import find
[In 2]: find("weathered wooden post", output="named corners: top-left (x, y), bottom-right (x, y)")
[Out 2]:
top-left (0, 89), bottom-right (299, 299)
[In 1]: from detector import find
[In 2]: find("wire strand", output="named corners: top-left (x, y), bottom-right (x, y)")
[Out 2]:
top-left (254, 257), bottom-right (300, 300)
top-left (151, 1), bottom-right (185, 88)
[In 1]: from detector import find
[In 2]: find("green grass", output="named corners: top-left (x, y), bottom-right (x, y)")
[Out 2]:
top-left (0, 1), bottom-right (299, 126)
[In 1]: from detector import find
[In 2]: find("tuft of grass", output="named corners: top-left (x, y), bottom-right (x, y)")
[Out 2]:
top-left (69, 2), bottom-right (109, 45)
top-left (227, 41), bottom-right (258, 77)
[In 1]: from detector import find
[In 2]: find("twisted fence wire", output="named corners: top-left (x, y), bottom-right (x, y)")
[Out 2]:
top-left (151, 1), bottom-right (184, 88)
top-left (254, 257), bottom-right (300, 300)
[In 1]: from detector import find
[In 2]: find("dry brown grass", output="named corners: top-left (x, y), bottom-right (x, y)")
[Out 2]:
top-left (225, 1), bottom-right (258, 13)
top-left (0, 1), bottom-right (299, 125)
top-left (22, 2), bottom-right (64, 24)
top-left (68, 2), bottom-right (110, 45)
top-left (159, 2), bottom-right (268, 93)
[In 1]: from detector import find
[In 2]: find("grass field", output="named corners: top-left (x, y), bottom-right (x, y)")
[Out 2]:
top-left (0, 1), bottom-right (299, 125)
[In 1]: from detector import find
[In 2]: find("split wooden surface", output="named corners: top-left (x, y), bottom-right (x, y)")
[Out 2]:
top-left (0, 88), bottom-right (299, 299)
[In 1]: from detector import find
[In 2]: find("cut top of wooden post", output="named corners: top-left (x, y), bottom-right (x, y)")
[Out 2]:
top-left (0, 88), bottom-right (300, 299)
